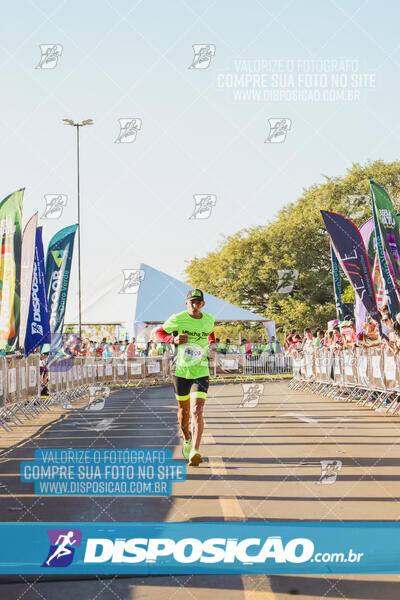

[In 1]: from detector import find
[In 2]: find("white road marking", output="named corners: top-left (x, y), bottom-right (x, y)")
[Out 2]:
top-left (279, 413), bottom-right (350, 423)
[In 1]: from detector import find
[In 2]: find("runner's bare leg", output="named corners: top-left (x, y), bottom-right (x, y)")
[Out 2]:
top-left (177, 400), bottom-right (191, 441)
top-left (192, 396), bottom-right (205, 450)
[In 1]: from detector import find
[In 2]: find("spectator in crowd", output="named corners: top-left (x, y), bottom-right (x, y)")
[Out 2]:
top-left (302, 328), bottom-right (314, 352)
top-left (245, 340), bottom-right (253, 355)
top-left (362, 319), bottom-right (380, 347)
top-left (125, 338), bottom-right (136, 358)
top-left (341, 320), bottom-right (356, 348)
top-left (148, 341), bottom-right (158, 357)
top-left (313, 329), bottom-right (325, 348)
top-left (102, 343), bottom-right (113, 358)
top-left (261, 340), bottom-right (270, 354)
top-left (225, 339), bottom-right (233, 354)
top-left (391, 321), bottom-right (400, 354)
top-left (270, 336), bottom-right (281, 354)
top-left (286, 329), bottom-right (297, 345)
top-left (332, 325), bottom-right (343, 349)
top-left (381, 313), bottom-right (394, 337)
top-left (325, 330), bottom-right (335, 348)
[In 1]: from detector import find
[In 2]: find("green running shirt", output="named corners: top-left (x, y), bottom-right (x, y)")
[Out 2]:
top-left (162, 310), bottom-right (215, 379)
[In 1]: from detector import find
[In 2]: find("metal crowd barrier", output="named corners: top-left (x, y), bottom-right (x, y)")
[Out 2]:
top-left (0, 354), bottom-right (43, 432)
top-left (213, 353), bottom-right (292, 377)
top-left (0, 352), bottom-right (291, 432)
top-left (289, 347), bottom-right (400, 415)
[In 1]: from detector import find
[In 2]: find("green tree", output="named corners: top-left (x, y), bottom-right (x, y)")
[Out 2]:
top-left (185, 160), bottom-right (400, 334)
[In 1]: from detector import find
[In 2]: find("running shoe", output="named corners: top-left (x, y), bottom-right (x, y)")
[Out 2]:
top-left (189, 448), bottom-right (203, 466)
top-left (182, 439), bottom-right (192, 461)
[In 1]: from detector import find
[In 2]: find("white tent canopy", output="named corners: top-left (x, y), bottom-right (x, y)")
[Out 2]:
top-left (133, 263), bottom-right (275, 337)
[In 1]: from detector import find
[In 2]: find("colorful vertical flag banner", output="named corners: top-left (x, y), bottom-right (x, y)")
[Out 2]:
top-left (372, 255), bottom-right (386, 309)
top-left (0, 189), bottom-right (24, 350)
top-left (45, 224), bottom-right (78, 350)
top-left (25, 227), bottom-right (50, 356)
top-left (320, 210), bottom-right (381, 325)
top-left (370, 179), bottom-right (400, 292)
top-left (20, 212), bottom-right (38, 348)
top-left (330, 242), bottom-right (345, 323)
top-left (355, 218), bottom-right (375, 334)
top-left (370, 181), bottom-right (400, 318)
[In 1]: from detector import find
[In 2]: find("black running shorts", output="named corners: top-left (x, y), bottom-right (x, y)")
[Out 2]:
top-left (172, 375), bottom-right (209, 401)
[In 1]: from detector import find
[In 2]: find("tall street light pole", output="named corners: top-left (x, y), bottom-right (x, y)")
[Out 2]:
top-left (63, 118), bottom-right (94, 339)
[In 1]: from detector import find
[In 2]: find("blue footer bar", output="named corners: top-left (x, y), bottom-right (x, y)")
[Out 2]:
top-left (0, 522), bottom-right (398, 574)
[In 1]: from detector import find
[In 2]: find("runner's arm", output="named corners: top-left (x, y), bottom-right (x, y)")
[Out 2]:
top-left (155, 326), bottom-right (175, 343)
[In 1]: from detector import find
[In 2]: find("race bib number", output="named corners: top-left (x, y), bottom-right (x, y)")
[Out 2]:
top-left (183, 345), bottom-right (205, 360)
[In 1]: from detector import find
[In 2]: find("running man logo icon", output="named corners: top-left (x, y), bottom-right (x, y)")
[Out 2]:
top-left (347, 195), bottom-right (369, 220)
top-left (189, 195), bottom-right (217, 219)
top-left (41, 194), bottom-right (67, 220)
top-left (36, 44), bottom-right (63, 69)
top-left (119, 269), bottom-right (145, 294)
top-left (42, 529), bottom-right (82, 567)
top-left (317, 460), bottom-right (342, 485)
top-left (264, 118), bottom-right (291, 143)
top-left (240, 383), bottom-right (264, 408)
top-left (275, 269), bottom-right (298, 294)
top-left (31, 322), bottom-right (43, 336)
top-left (114, 118), bottom-right (142, 143)
top-left (188, 44), bottom-right (216, 69)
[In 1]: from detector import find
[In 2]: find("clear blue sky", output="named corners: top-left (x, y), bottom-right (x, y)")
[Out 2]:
top-left (0, 0), bottom-right (399, 326)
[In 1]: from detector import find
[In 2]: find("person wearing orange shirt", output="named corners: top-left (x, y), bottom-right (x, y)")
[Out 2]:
top-left (126, 337), bottom-right (136, 358)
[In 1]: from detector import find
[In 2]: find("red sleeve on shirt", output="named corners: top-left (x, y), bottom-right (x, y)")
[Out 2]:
top-left (155, 326), bottom-right (175, 343)
top-left (208, 331), bottom-right (216, 344)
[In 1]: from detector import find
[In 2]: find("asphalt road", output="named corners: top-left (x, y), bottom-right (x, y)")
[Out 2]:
top-left (1, 380), bottom-right (400, 599)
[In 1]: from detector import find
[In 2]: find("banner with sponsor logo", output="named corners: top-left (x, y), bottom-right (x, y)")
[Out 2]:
top-left (355, 218), bottom-right (375, 334)
top-left (370, 179), bottom-right (400, 295)
top-left (45, 224), bottom-right (78, 349)
top-left (320, 211), bottom-right (382, 329)
top-left (20, 212), bottom-right (38, 348)
top-left (0, 521), bottom-right (398, 574)
top-left (330, 242), bottom-right (345, 322)
top-left (25, 227), bottom-right (50, 356)
top-left (0, 189), bottom-right (23, 350)
top-left (370, 181), bottom-right (400, 318)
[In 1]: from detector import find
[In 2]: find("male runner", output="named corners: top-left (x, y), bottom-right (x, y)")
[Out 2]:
top-left (155, 289), bottom-right (215, 466)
